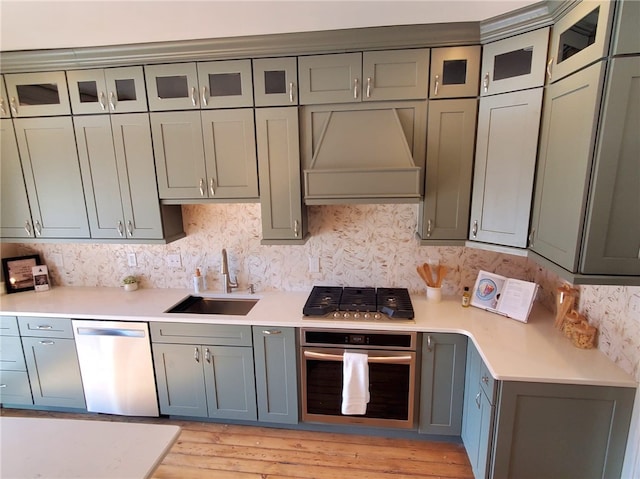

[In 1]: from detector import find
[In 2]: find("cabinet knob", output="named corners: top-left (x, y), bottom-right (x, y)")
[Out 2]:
top-left (481, 375), bottom-right (489, 384)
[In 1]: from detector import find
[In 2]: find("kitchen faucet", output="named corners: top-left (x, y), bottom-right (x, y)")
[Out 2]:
top-left (220, 248), bottom-right (238, 293)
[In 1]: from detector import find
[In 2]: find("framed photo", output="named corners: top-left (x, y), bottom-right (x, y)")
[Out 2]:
top-left (2, 254), bottom-right (41, 294)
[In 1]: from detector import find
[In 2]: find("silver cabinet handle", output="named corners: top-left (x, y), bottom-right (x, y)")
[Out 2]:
top-left (294, 220), bottom-right (299, 238)
top-left (39, 340), bottom-right (55, 345)
top-left (109, 91), bottom-right (116, 111)
top-left (201, 86), bottom-right (208, 106)
top-left (194, 347), bottom-right (200, 363)
top-left (472, 220), bottom-right (478, 238)
top-left (483, 73), bottom-right (490, 93)
top-left (366, 77), bottom-right (372, 98)
top-left (209, 178), bottom-right (215, 196)
top-left (289, 82), bottom-right (295, 103)
top-left (199, 178), bottom-right (205, 196)
top-left (34, 220), bottom-right (42, 236)
top-left (98, 91), bottom-right (107, 111)
top-left (117, 221), bottom-right (124, 237)
top-left (24, 221), bottom-right (33, 236)
top-left (204, 347), bottom-right (211, 363)
top-left (127, 220), bottom-right (133, 237)
top-left (547, 58), bottom-right (553, 82)
top-left (434, 74), bottom-right (440, 96)
top-left (529, 229), bottom-right (535, 247)
top-left (262, 330), bottom-right (282, 335)
top-left (0, 384), bottom-right (7, 388)
top-left (190, 87), bottom-right (197, 107)
top-left (0, 98), bottom-right (6, 116)
top-left (426, 219), bottom-right (432, 238)
top-left (475, 392), bottom-right (481, 409)
top-left (36, 325), bottom-right (53, 330)
top-left (426, 335), bottom-right (433, 352)
top-left (353, 78), bottom-right (359, 99)
top-left (10, 97), bottom-right (18, 115)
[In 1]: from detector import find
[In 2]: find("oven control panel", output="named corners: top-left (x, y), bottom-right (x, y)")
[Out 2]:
top-left (300, 328), bottom-right (417, 350)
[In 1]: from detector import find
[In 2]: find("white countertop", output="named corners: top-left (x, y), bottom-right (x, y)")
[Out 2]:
top-left (0, 286), bottom-right (636, 388)
top-left (0, 417), bottom-right (180, 479)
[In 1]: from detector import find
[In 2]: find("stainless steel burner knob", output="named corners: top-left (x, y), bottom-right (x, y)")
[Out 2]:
top-left (343, 312), bottom-right (350, 319)
top-left (333, 312), bottom-right (341, 319)
top-left (353, 312), bottom-right (360, 319)
top-left (374, 313), bottom-right (381, 320)
top-left (363, 313), bottom-right (370, 319)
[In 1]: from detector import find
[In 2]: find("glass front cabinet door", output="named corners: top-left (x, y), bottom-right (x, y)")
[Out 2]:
top-left (1, 76), bottom-right (10, 118)
top-left (253, 57), bottom-right (298, 107)
top-left (67, 66), bottom-right (147, 114)
top-left (429, 46), bottom-right (481, 99)
top-left (481, 28), bottom-right (550, 96)
top-left (4, 71), bottom-right (70, 117)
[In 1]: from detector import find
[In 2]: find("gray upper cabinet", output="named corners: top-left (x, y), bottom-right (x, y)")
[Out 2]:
top-left (611, 0), bottom-right (640, 56)
top-left (253, 57), bottom-right (298, 106)
top-left (530, 61), bottom-right (605, 272)
top-left (547, 0), bottom-right (614, 83)
top-left (256, 107), bottom-right (307, 243)
top-left (67, 66), bottom-right (147, 114)
top-left (418, 98), bottom-right (477, 243)
top-left (580, 56), bottom-right (640, 275)
top-left (469, 87), bottom-right (543, 248)
top-left (298, 49), bottom-right (429, 104)
top-left (75, 113), bottom-right (183, 241)
top-left (429, 46), bottom-right (480, 98)
top-left (13, 117), bottom-right (90, 238)
top-left (252, 326), bottom-right (298, 424)
top-left (145, 60), bottom-right (253, 111)
top-left (0, 119), bottom-right (34, 239)
top-left (1, 76), bottom-right (10, 118)
top-left (151, 109), bottom-right (258, 200)
top-left (481, 27), bottom-right (549, 96)
top-left (4, 71), bottom-right (71, 117)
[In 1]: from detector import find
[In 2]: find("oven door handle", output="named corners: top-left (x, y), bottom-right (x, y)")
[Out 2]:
top-left (303, 350), bottom-right (413, 364)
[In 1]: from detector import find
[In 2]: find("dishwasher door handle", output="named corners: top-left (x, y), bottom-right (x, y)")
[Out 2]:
top-left (76, 327), bottom-right (146, 338)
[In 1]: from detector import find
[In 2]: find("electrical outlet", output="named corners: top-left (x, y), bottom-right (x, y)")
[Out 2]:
top-left (308, 256), bottom-right (320, 273)
top-left (166, 254), bottom-right (182, 268)
top-left (50, 253), bottom-right (64, 269)
top-left (127, 253), bottom-right (137, 267)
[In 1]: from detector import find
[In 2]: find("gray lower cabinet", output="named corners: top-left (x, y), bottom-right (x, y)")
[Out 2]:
top-left (256, 107), bottom-right (307, 243)
top-left (530, 61), bottom-right (606, 272)
top-left (419, 333), bottom-right (467, 435)
top-left (0, 316), bottom-right (32, 405)
top-left (151, 109), bottom-right (258, 201)
top-left (74, 113), bottom-right (184, 241)
top-left (252, 326), bottom-right (298, 424)
top-left (10, 117), bottom-right (90, 239)
top-left (151, 323), bottom-right (257, 421)
top-left (418, 98), bottom-right (477, 243)
top-left (469, 87), bottom-right (543, 248)
top-left (18, 317), bottom-right (85, 409)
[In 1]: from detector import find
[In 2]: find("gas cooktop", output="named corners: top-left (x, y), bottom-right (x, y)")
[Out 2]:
top-left (302, 286), bottom-right (414, 321)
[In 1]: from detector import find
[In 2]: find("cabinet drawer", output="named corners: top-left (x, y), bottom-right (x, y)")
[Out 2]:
top-left (0, 316), bottom-right (19, 336)
top-left (0, 336), bottom-right (26, 371)
top-left (0, 370), bottom-right (33, 405)
top-left (150, 322), bottom-right (252, 346)
top-left (18, 317), bottom-right (74, 339)
top-left (480, 361), bottom-right (496, 404)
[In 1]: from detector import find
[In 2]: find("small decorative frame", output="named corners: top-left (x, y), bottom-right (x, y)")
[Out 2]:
top-left (2, 254), bottom-right (41, 294)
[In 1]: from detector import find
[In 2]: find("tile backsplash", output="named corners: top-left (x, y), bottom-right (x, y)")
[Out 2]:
top-left (4, 203), bottom-right (639, 382)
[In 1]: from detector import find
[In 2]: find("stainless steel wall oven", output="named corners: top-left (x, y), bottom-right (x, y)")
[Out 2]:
top-left (300, 328), bottom-right (418, 429)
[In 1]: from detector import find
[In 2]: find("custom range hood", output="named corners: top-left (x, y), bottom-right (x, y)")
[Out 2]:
top-left (299, 101), bottom-right (427, 204)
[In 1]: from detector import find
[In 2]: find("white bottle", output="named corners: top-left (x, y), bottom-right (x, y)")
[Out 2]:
top-left (193, 268), bottom-right (205, 294)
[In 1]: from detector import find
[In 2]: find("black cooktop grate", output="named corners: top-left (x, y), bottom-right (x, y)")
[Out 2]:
top-left (340, 287), bottom-right (377, 311)
top-left (302, 286), bottom-right (343, 315)
top-left (376, 287), bottom-right (414, 319)
top-left (303, 286), bottom-right (414, 319)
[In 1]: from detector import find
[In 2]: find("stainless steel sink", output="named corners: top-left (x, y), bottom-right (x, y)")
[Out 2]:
top-left (166, 296), bottom-right (258, 316)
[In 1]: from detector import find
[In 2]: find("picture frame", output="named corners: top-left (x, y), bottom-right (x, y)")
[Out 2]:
top-left (2, 254), bottom-right (41, 294)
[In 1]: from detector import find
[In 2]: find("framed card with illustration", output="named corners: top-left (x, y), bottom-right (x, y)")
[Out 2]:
top-left (2, 254), bottom-right (42, 294)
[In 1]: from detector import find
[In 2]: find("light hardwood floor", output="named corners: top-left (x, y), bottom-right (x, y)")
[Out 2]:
top-left (1, 408), bottom-right (473, 479)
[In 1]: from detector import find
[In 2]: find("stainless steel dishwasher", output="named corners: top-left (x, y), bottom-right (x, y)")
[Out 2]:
top-left (72, 320), bottom-right (159, 417)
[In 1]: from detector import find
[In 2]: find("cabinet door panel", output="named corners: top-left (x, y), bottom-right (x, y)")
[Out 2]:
top-left (253, 57), bottom-right (298, 106)
top-left (67, 69), bottom-right (109, 115)
top-left (74, 115), bottom-right (126, 239)
top-left (0, 119), bottom-right (34, 238)
top-left (256, 107), bottom-right (306, 242)
top-left (298, 53), bottom-right (362, 104)
top-left (112, 113), bottom-right (164, 239)
top-left (420, 99), bottom-right (477, 241)
top-left (153, 343), bottom-right (208, 417)
top-left (21, 337), bottom-right (85, 409)
top-left (430, 46), bottom-right (481, 98)
top-left (4, 71), bottom-right (70, 117)
top-left (470, 88), bottom-right (543, 247)
top-left (531, 62), bottom-right (605, 271)
top-left (104, 66), bottom-right (148, 113)
top-left (481, 28), bottom-right (549, 95)
top-left (0, 336), bottom-right (26, 371)
top-left (14, 117), bottom-right (90, 238)
top-left (151, 111), bottom-right (206, 199)
top-left (204, 345), bottom-right (257, 421)
top-left (581, 57), bottom-right (640, 275)
top-left (198, 60), bottom-right (253, 108)
top-left (0, 371), bottom-right (33, 405)
top-left (363, 49), bottom-right (429, 101)
top-left (1, 76), bottom-right (10, 118)
top-left (201, 109), bottom-right (259, 198)
top-left (145, 63), bottom-right (199, 111)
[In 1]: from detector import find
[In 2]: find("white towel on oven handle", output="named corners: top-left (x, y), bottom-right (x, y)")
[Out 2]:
top-left (341, 351), bottom-right (370, 415)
